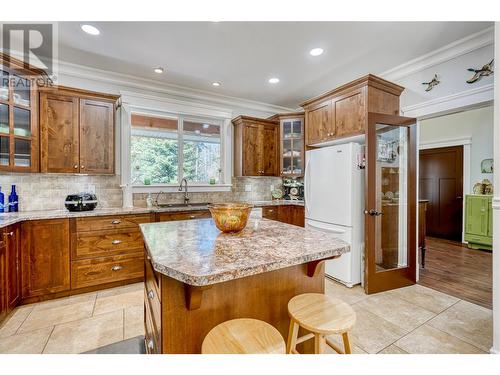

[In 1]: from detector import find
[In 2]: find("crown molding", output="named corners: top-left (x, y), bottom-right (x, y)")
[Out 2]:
top-left (401, 83), bottom-right (493, 119)
top-left (380, 26), bottom-right (494, 82)
top-left (56, 59), bottom-right (295, 115)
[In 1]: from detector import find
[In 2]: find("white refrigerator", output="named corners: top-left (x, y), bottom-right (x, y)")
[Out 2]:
top-left (304, 142), bottom-right (365, 287)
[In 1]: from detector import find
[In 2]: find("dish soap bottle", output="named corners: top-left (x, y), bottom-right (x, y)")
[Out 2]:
top-left (0, 187), bottom-right (4, 213)
top-left (8, 185), bottom-right (18, 212)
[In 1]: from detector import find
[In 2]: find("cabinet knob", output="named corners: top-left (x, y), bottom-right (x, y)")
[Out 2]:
top-left (111, 220), bottom-right (121, 224)
top-left (111, 265), bottom-right (123, 271)
top-left (111, 239), bottom-right (122, 245)
top-left (148, 290), bottom-right (155, 300)
top-left (81, 165), bottom-right (85, 169)
top-left (7, 231), bottom-right (14, 237)
top-left (147, 339), bottom-right (154, 350)
top-left (189, 215), bottom-right (195, 219)
top-left (73, 165), bottom-right (78, 169)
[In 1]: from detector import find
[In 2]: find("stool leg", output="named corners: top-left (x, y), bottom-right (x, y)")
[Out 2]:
top-left (286, 319), bottom-right (299, 354)
top-left (314, 333), bottom-right (325, 354)
top-left (342, 332), bottom-right (352, 354)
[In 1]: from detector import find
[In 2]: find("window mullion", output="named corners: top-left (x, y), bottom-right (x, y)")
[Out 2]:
top-left (178, 115), bottom-right (184, 182)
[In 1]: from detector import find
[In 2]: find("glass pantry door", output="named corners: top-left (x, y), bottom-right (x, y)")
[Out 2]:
top-left (364, 113), bottom-right (417, 294)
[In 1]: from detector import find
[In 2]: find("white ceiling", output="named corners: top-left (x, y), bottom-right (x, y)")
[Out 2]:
top-left (58, 22), bottom-right (492, 108)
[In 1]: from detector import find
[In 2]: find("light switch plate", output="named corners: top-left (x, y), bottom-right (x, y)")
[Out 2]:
top-left (270, 184), bottom-right (274, 192)
top-left (245, 184), bottom-right (252, 192)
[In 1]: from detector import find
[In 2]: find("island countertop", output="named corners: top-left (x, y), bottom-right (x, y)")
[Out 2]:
top-left (140, 218), bottom-right (350, 286)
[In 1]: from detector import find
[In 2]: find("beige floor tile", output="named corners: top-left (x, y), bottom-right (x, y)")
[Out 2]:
top-left (93, 287), bottom-right (144, 316)
top-left (96, 282), bottom-right (144, 298)
top-left (325, 279), bottom-right (368, 305)
top-left (395, 325), bottom-right (486, 354)
top-left (324, 333), bottom-right (367, 354)
top-left (32, 292), bottom-right (96, 312)
top-left (18, 298), bottom-right (95, 334)
top-left (124, 305), bottom-right (144, 340)
top-left (0, 327), bottom-right (53, 354)
top-left (349, 305), bottom-right (407, 354)
top-left (428, 300), bottom-right (493, 352)
top-left (43, 310), bottom-right (124, 354)
top-left (0, 305), bottom-right (34, 338)
top-left (384, 285), bottom-right (459, 314)
top-left (355, 293), bottom-right (436, 332)
top-left (378, 344), bottom-right (408, 354)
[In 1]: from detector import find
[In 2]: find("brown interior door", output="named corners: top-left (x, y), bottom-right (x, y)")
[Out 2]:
top-left (364, 113), bottom-right (417, 294)
top-left (419, 146), bottom-right (463, 241)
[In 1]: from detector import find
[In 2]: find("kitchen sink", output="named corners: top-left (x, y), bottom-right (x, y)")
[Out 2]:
top-left (156, 202), bottom-right (210, 208)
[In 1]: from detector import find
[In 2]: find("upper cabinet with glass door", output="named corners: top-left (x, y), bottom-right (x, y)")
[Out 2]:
top-left (0, 54), bottom-right (41, 172)
top-left (269, 112), bottom-right (305, 177)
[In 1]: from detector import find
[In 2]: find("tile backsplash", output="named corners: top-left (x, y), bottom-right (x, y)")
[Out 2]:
top-left (0, 173), bottom-right (282, 212)
top-left (0, 174), bottom-right (123, 211)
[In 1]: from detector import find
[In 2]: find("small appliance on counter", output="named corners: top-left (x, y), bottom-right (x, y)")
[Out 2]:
top-left (65, 193), bottom-right (98, 212)
top-left (282, 178), bottom-right (304, 200)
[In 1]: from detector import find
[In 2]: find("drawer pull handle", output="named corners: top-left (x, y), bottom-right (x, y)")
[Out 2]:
top-left (112, 239), bottom-right (122, 245)
top-left (111, 220), bottom-right (121, 224)
top-left (5, 231), bottom-right (14, 237)
top-left (148, 290), bottom-right (154, 300)
top-left (147, 339), bottom-right (154, 350)
top-left (189, 215), bottom-right (195, 219)
top-left (111, 265), bottom-right (123, 271)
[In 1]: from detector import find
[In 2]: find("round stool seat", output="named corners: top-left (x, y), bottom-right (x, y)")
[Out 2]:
top-left (202, 318), bottom-right (286, 354)
top-left (288, 293), bottom-right (356, 335)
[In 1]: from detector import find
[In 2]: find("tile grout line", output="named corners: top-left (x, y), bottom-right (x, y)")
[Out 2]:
top-left (40, 325), bottom-right (56, 354)
top-left (91, 293), bottom-right (98, 316)
top-left (13, 307), bottom-right (35, 336)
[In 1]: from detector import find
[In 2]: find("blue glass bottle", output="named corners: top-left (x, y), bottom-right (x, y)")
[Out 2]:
top-left (0, 187), bottom-right (4, 213)
top-left (8, 185), bottom-right (18, 212)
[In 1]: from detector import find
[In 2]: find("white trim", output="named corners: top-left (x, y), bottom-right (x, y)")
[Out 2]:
top-left (58, 59), bottom-right (294, 115)
top-left (381, 27), bottom-right (494, 81)
top-left (419, 137), bottom-right (471, 243)
top-left (132, 184), bottom-right (232, 194)
top-left (401, 84), bottom-right (494, 119)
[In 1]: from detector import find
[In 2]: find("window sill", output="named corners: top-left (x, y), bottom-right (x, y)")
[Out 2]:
top-left (132, 184), bottom-right (233, 193)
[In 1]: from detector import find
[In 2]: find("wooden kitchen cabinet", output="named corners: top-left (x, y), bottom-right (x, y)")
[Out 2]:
top-left (21, 219), bottom-right (71, 300)
top-left (232, 116), bottom-right (279, 176)
top-left (268, 112), bottom-right (305, 177)
top-left (0, 232), bottom-right (6, 321)
top-left (5, 224), bottom-right (20, 310)
top-left (0, 54), bottom-right (41, 173)
top-left (262, 205), bottom-right (305, 227)
top-left (39, 86), bottom-right (119, 174)
top-left (301, 74), bottom-right (404, 146)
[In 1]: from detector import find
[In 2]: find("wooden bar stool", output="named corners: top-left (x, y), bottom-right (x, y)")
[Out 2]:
top-left (286, 293), bottom-right (356, 354)
top-left (201, 318), bottom-right (286, 354)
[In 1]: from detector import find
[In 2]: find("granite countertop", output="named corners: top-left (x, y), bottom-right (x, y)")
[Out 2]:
top-left (140, 218), bottom-right (349, 286)
top-left (0, 200), bottom-right (304, 228)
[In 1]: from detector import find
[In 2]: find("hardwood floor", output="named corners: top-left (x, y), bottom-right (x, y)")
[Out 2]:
top-left (419, 237), bottom-right (492, 309)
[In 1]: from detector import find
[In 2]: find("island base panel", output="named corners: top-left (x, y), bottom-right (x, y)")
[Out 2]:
top-left (153, 262), bottom-right (326, 354)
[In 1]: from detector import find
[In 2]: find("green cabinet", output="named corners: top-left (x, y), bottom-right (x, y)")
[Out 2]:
top-left (464, 195), bottom-right (493, 250)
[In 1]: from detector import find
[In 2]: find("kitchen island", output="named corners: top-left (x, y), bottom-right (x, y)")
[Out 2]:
top-left (140, 217), bottom-right (350, 354)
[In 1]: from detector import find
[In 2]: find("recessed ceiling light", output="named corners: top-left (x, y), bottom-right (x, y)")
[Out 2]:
top-left (309, 48), bottom-right (324, 56)
top-left (154, 67), bottom-right (164, 74)
top-left (268, 77), bottom-right (280, 84)
top-left (212, 82), bottom-right (221, 87)
top-left (81, 24), bottom-right (100, 36)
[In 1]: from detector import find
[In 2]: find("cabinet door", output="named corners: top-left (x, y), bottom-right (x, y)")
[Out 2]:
top-left (334, 89), bottom-right (366, 138)
top-left (21, 219), bottom-right (71, 299)
top-left (465, 196), bottom-right (489, 237)
top-left (40, 92), bottom-right (80, 173)
top-left (242, 123), bottom-right (261, 176)
top-left (79, 99), bottom-right (114, 174)
top-left (306, 100), bottom-right (332, 145)
top-left (0, 236), bottom-right (6, 321)
top-left (260, 124), bottom-right (278, 176)
top-left (5, 224), bottom-right (20, 310)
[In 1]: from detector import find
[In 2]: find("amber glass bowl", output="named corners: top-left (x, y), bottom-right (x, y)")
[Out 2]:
top-left (208, 203), bottom-right (253, 233)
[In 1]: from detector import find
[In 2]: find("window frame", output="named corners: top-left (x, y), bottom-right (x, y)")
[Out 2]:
top-left (121, 94), bottom-right (233, 194)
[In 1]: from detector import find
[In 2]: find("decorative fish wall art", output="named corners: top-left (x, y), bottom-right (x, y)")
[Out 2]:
top-left (466, 59), bottom-right (494, 84)
top-left (422, 74), bottom-right (440, 91)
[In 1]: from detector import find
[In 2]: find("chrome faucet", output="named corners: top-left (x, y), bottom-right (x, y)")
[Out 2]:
top-left (179, 178), bottom-right (189, 204)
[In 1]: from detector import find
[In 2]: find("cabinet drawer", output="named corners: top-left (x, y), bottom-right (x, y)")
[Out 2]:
top-left (145, 300), bottom-right (161, 354)
top-left (71, 252), bottom-right (144, 289)
top-left (74, 228), bottom-right (144, 259)
top-left (144, 288), bottom-right (161, 342)
top-left (158, 210), bottom-right (211, 222)
top-left (145, 256), bottom-right (160, 298)
top-left (262, 206), bottom-right (279, 220)
top-left (75, 214), bottom-right (151, 232)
